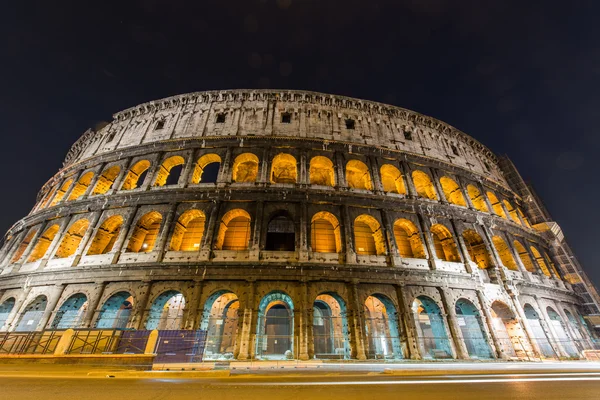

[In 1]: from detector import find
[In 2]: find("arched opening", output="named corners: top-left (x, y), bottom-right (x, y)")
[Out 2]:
top-left (530, 246), bottom-right (551, 277)
top-left (310, 212), bottom-right (341, 253)
top-left (467, 184), bottom-right (489, 212)
top-left (86, 215), bottom-right (123, 255)
top-left (455, 299), bottom-right (493, 358)
top-left (270, 153), bottom-right (297, 184)
top-left (430, 224), bottom-right (460, 262)
top-left (513, 241), bottom-right (536, 272)
top-left (393, 219), bottom-right (425, 258)
top-left (503, 200), bottom-right (522, 225)
top-left (518, 208), bottom-right (532, 228)
top-left (487, 192), bottom-right (507, 219)
top-left (154, 156), bottom-right (185, 186)
top-left (523, 304), bottom-right (555, 357)
top-left (121, 160), bottom-right (151, 190)
top-left (354, 215), bottom-right (385, 256)
top-left (54, 219), bottom-right (90, 259)
top-left (309, 156), bottom-right (335, 186)
top-left (51, 294), bottom-right (88, 329)
top-left (440, 177), bottom-right (466, 206)
top-left (92, 165), bottom-right (121, 195)
top-left (10, 229), bottom-right (37, 263)
top-left (412, 296), bottom-right (453, 359)
top-left (145, 291), bottom-right (186, 330)
top-left (380, 164), bottom-right (406, 194)
top-left (564, 309), bottom-right (586, 351)
top-left (543, 252), bottom-right (562, 279)
top-left (462, 230), bottom-right (491, 269)
top-left (126, 211), bottom-right (162, 253)
top-left (491, 236), bottom-right (518, 271)
top-left (312, 293), bottom-right (350, 359)
top-left (490, 301), bottom-right (528, 359)
top-left (256, 292), bottom-right (294, 359)
top-left (49, 179), bottom-right (73, 207)
top-left (200, 291), bottom-right (240, 360)
top-left (192, 154), bottom-right (221, 184)
top-left (27, 224), bottom-right (60, 263)
top-left (546, 307), bottom-right (579, 357)
top-left (364, 294), bottom-right (402, 359)
top-left (0, 298), bottom-right (15, 330)
top-left (169, 210), bottom-right (206, 251)
top-left (95, 292), bottom-right (133, 329)
top-left (266, 213), bottom-right (295, 251)
top-left (215, 209), bottom-right (251, 251)
top-left (68, 172), bottom-right (95, 201)
top-left (15, 295), bottom-right (48, 331)
top-left (412, 170), bottom-right (437, 200)
top-left (346, 160), bottom-right (373, 190)
top-left (232, 153), bottom-right (259, 183)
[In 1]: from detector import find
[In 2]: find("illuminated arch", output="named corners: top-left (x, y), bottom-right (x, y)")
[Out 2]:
top-left (310, 211), bottom-right (341, 253)
top-left (513, 240), bottom-right (536, 272)
top-left (215, 209), bottom-right (251, 251)
top-left (10, 229), bottom-right (38, 263)
top-left (15, 295), bottom-right (47, 332)
top-left (95, 292), bottom-right (133, 329)
top-left (86, 215), bottom-right (124, 255)
top-left (462, 229), bottom-right (491, 269)
top-left (467, 184), bottom-right (489, 212)
top-left (393, 219), bottom-right (425, 258)
top-left (487, 192), bottom-right (507, 219)
top-left (125, 211), bottom-right (163, 253)
top-left (364, 294), bottom-right (402, 359)
top-left (0, 298), bottom-right (15, 330)
top-left (154, 155), bottom-right (185, 186)
top-left (430, 224), bottom-right (460, 262)
top-left (49, 179), bottom-right (73, 207)
top-left (270, 153), bottom-right (297, 184)
top-left (412, 170), bottom-right (437, 200)
top-left (518, 208), bottom-right (532, 228)
top-left (200, 290), bottom-right (240, 359)
top-left (380, 164), bottom-right (406, 194)
top-left (27, 224), bottom-right (60, 263)
top-left (440, 176), bottom-right (466, 206)
top-left (54, 219), bottom-right (90, 259)
top-left (145, 290), bottom-right (186, 330)
top-left (169, 210), bottom-right (206, 251)
top-left (232, 153), bottom-right (259, 183)
top-left (491, 236), bottom-right (518, 270)
top-left (543, 252), bottom-right (562, 279)
top-left (346, 160), bottom-right (372, 190)
top-left (51, 293), bottom-right (88, 329)
top-left (503, 200), bottom-right (522, 225)
top-left (412, 296), bottom-right (452, 358)
top-left (353, 215), bottom-right (385, 256)
top-left (121, 160), bottom-right (151, 190)
top-left (191, 154), bottom-right (221, 184)
top-left (530, 246), bottom-right (551, 277)
top-left (309, 156), bottom-right (335, 186)
top-left (455, 298), bottom-right (493, 358)
top-left (67, 172), bottom-right (95, 201)
top-left (92, 165), bottom-right (121, 195)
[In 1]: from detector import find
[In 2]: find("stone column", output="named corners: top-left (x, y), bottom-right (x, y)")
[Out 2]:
top-left (394, 284), bottom-right (418, 359)
top-left (380, 210), bottom-right (399, 266)
top-left (132, 281), bottom-right (153, 330)
top-left (145, 152), bottom-right (165, 189)
top-left (438, 288), bottom-right (469, 359)
top-left (430, 168), bottom-right (448, 204)
top-left (347, 281), bottom-right (367, 360)
top-left (107, 208), bottom-right (138, 263)
top-left (477, 182), bottom-right (495, 215)
top-left (480, 225), bottom-right (509, 282)
top-left (237, 280), bottom-right (256, 360)
top-left (341, 205), bottom-right (357, 264)
top-left (368, 156), bottom-right (384, 193)
top-left (475, 291), bottom-right (505, 359)
top-left (81, 282), bottom-right (107, 328)
top-left (258, 148), bottom-right (270, 184)
top-left (417, 215), bottom-right (438, 270)
top-left (509, 294), bottom-right (543, 359)
top-left (298, 202), bottom-right (309, 262)
top-left (399, 161), bottom-right (418, 198)
top-left (298, 281), bottom-right (310, 360)
top-left (177, 152), bottom-right (196, 187)
top-left (503, 233), bottom-right (532, 281)
top-left (155, 204), bottom-right (178, 262)
top-left (69, 211), bottom-right (103, 267)
top-left (3, 287), bottom-right (32, 332)
top-left (334, 152), bottom-right (347, 188)
top-left (449, 220), bottom-right (471, 273)
top-left (456, 176), bottom-right (476, 210)
top-left (299, 150), bottom-right (308, 186)
top-left (217, 147), bottom-right (233, 185)
top-left (184, 280), bottom-right (203, 330)
top-left (249, 201), bottom-right (264, 261)
top-left (201, 201), bottom-right (221, 260)
top-left (13, 221), bottom-right (48, 271)
top-left (532, 297), bottom-right (566, 358)
top-left (39, 285), bottom-right (67, 330)
top-left (60, 170), bottom-right (85, 203)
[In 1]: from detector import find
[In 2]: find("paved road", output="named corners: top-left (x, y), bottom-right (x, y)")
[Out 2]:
top-left (3, 372), bottom-right (600, 400)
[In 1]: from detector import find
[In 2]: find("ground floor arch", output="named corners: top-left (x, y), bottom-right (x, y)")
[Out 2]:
top-left (454, 299), bottom-right (493, 359)
top-left (412, 296), bottom-right (453, 359)
top-left (200, 290), bottom-right (240, 360)
top-left (95, 292), bottom-right (133, 329)
top-left (51, 293), bottom-right (88, 329)
top-left (256, 291), bottom-right (294, 360)
top-left (523, 304), bottom-right (555, 358)
top-left (15, 295), bottom-right (48, 332)
top-left (312, 293), bottom-right (350, 359)
top-left (546, 307), bottom-right (579, 357)
top-left (490, 301), bottom-right (528, 359)
top-left (145, 291), bottom-right (186, 330)
top-left (0, 298), bottom-right (15, 330)
top-left (363, 294), bottom-right (402, 359)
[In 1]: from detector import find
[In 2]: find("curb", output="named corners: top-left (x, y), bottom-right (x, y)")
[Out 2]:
top-left (87, 370), bottom-right (231, 378)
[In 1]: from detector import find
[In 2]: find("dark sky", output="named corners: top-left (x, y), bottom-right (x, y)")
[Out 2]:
top-left (1, 1), bottom-right (598, 286)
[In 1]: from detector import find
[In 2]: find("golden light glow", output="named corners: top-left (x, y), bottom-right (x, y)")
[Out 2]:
top-left (27, 224), bottom-right (60, 263)
top-left (87, 215), bottom-right (123, 255)
top-left (68, 172), bottom-right (95, 201)
top-left (309, 156), bottom-right (335, 186)
top-left (154, 156), bottom-right (185, 186)
top-left (530, 246), bottom-right (551, 277)
top-left (191, 154), bottom-right (221, 184)
top-left (346, 160), bottom-right (372, 190)
top-left (491, 236), bottom-right (518, 271)
top-left (54, 219), bottom-right (90, 259)
top-left (503, 200), bottom-right (522, 225)
top-left (270, 153), bottom-right (297, 184)
top-left (126, 211), bottom-right (162, 253)
top-left (393, 219), bottom-right (425, 258)
top-left (232, 153), bottom-right (259, 183)
top-left (462, 229), bottom-right (491, 269)
top-left (412, 170), bottom-right (437, 200)
top-left (49, 179), bottom-right (73, 207)
top-left (430, 224), bottom-right (460, 262)
top-left (380, 164), bottom-right (406, 194)
top-left (92, 166), bottom-right (120, 195)
top-left (215, 209), bottom-right (251, 250)
top-left (10, 229), bottom-right (37, 263)
top-left (440, 176), bottom-right (466, 206)
top-left (169, 209), bottom-right (206, 251)
top-left (467, 184), bottom-right (489, 212)
top-left (121, 160), bottom-right (151, 190)
top-left (310, 211), bottom-right (341, 253)
top-left (353, 215), bottom-right (385, 256)
top-left (487, 192), bottom-right (507, 219)
top-left (518, 208), bottom-right (532, 228)
top-left (543, 252), bottom-right (561, 279)
top-left (513, 240), bottom-right (535, 272)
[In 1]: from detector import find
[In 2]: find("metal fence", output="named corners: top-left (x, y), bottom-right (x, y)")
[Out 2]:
top-left (0, 331), bottom-right (62, 355)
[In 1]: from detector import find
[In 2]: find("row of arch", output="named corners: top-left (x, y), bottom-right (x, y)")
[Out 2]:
top-left (6, 207), bottom-right (558, 278)
top-left (37, 152), bottom-right (529, 228)
top-left (0, 289), bottom-right (589, 360)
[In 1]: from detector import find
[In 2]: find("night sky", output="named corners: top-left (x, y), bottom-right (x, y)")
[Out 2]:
top-left (1, 1), bottom-right (598, 287)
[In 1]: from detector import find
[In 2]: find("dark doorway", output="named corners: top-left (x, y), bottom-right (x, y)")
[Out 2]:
top-left (265, 304), bottom-right (291, 354)
top-left (266, 215), bottom-right (295, 251)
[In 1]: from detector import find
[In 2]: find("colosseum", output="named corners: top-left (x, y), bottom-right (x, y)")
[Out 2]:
top-left (0, 89), bottom-right (597, 362)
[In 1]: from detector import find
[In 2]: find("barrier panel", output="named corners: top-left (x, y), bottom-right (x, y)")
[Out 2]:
top-left (0, 331), bottom-right (62, 355)
top-left (154, 330), bottom-right (207, 363)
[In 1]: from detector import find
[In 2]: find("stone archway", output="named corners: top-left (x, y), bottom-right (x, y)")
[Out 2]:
top-left (200, 290), bottom-right (240, 360)
top-left (455, 298), bottom-right (493, 359)
top-left (364, 294), bottom-right (402, 360)
top-left (145, 291), bottom-right (186, 330)
top-left (312, 293), bottom-right (350, 359)
top-left (256, 291), bottom-right (294, 360)
top-left (51, 293), bottom-right (88, 329)
top-left (412, 296), bottom-right (453, 359)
